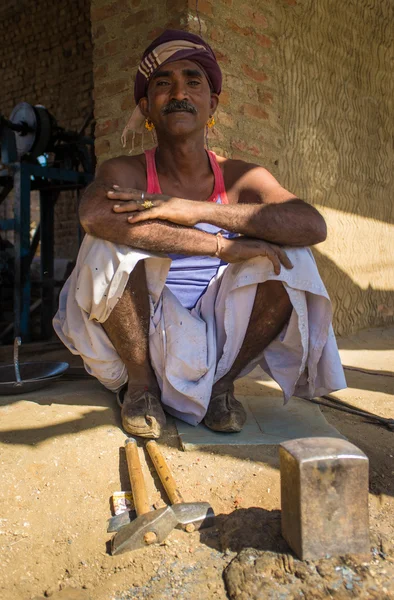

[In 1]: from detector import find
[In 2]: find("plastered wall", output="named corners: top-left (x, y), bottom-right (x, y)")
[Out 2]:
top-left (91, 0), bottom-right (394, 336)
top-left (270, 0), bottom-right (394, 335)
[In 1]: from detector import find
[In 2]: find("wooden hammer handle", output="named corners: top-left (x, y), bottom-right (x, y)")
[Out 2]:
top-left (146, 441), bottom-right (184, 505)
top-left (125, 438), bottom-right (150, 516)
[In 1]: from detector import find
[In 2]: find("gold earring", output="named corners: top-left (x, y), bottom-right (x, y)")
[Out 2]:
top-left (145, 119), bottom-right (154, 131)
top-left (207, 116), bottom-right (215, 129)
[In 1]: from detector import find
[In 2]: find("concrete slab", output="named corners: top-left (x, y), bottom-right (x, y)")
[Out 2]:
top-left (176, 395), bottom-right (345, 450)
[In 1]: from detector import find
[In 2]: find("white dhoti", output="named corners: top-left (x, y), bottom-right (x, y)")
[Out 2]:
top-left (53, 235), bottom-right (346, 426)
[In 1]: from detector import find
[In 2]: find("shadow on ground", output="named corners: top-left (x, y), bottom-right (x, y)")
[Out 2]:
top-left (200, 507), bottom-right (289, 554)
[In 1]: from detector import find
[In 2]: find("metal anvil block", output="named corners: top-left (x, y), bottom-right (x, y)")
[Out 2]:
top-left (280, 437), bottom-right (370, 560)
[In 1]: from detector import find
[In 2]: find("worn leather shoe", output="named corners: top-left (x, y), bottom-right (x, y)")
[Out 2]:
top-left (204, 390), bottom-right (247, 432)
top-left (117, 386), bottom-right (166, 439)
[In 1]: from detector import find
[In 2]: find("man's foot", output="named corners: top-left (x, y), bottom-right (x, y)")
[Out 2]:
top-left (117, 386), bottom-right (166, 438)
top-left (204, 390), bottom-right (247, 432)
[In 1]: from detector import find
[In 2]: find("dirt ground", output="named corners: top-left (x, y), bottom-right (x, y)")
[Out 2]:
top-left (0, 326), bottom-right (393, 600)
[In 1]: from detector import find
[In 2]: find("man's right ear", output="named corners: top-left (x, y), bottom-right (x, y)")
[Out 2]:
top-left (139, 97), bottom-right (149, 118)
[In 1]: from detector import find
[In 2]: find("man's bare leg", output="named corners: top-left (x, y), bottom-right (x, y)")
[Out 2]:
top-left (102, 260), bottom-right (166, 438)
top-left (204, 280), bottom-right (292, 432)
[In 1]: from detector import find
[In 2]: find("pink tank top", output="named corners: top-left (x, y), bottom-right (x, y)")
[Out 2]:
top-left (145, 147), bottom-right (229, 204)
top-left (144, 147), bottom-right (231, 309)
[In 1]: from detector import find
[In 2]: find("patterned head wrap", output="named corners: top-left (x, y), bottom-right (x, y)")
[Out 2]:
top-left (121, 29), bottom-right (222, 145)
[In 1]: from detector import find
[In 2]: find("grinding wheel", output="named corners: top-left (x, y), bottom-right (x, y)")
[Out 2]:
top-left (8, 102), bottom-right (53, 158)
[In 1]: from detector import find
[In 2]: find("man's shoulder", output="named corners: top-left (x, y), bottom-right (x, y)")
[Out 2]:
top-left (215, 155), bottom-right (271, 189)
top-left (96, 153), bottom-right (146, 186)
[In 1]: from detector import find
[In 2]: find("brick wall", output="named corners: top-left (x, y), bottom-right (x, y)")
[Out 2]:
top-left (91, 0), bottom-right (185, 160)
top-left (0, 0), bottom-right (93, 259)
top-left (91, 0), bottom-right (394, 336)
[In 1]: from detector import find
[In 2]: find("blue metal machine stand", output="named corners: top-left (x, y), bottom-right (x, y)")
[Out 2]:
top-left (0, 103), bottom-right (94, 341)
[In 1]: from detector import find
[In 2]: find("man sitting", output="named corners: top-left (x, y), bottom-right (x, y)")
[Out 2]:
top-left (54, 30), bottom-right (346, 439)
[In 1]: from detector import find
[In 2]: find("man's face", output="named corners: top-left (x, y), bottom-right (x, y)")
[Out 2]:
top-left (139, 59), bottom-right (218, 137)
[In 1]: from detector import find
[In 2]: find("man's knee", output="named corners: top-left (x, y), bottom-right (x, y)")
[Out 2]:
top-left (252, 280), bottom-right (292, 329)
top-left (256, 279), bottom-right (290, 304)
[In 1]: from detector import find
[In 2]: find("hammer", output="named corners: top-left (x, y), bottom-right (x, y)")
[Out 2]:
top-left (146, 440), bottom-right (214, 533)
top-left (111, 438), bottom-right (178, 555)
top-left (110, 439), bottom-right (214, 555)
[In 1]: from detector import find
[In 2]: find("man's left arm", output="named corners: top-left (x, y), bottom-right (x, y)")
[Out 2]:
top-left (196, 165), bottom-right (327, 246)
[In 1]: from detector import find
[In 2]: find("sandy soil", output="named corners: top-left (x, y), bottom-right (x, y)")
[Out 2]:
top-left (0, 326), bottom-right (393, 600)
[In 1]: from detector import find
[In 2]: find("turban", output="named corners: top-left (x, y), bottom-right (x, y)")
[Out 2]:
top-left (121, 30), bottom-right (222, 145)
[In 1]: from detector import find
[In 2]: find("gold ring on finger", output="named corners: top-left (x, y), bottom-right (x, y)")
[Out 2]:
top-left (142, 200), bottom-right (154, 210)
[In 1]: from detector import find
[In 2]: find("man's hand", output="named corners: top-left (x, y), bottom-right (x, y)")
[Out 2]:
top-left (108, 186), bottom-right (203, 227)
top-left (219, 236), bottom-right (293, 275)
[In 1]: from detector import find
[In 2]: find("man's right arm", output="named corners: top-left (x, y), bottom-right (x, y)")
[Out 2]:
top-left (79, 158), bottom-right (218, 257)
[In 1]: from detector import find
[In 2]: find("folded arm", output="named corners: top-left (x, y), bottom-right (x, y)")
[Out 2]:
top-left (78, 158), bottom-right (294, 273)
top-left (79, 158), bottom-right (218, 256)
top-left (189, 197), bottom-right (326, 246)
top-left (220, 163), bottom-right (327, 245)
top-left (110, 162), bottom-right (327, 247)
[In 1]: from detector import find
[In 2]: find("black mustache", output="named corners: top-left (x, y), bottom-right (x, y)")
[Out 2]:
top-left (162, 100), bottom-right (197, 115)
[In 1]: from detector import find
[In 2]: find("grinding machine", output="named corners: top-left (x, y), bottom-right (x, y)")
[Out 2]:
top-left (0, 103), bottom-right (94, 342)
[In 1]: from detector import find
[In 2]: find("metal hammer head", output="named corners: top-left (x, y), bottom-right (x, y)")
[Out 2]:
top-left (172, 502), bottom-right (215, 531)
top-left (108, 501), bottom-right (215, 534)
top-left (111, 505), bottom-right (178, 555)
top-left (280, 437), bottom-right (370, 560)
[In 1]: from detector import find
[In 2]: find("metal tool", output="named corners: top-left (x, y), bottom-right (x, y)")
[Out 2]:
top-left (13, 337), bottom-right (22, 386)
top-left (0, 337), bottom-right (69, 395)
top-left (280, 437), bottom-right (370, 560)
top-left (111, 438), bottom-right (179, 555)
top-left (108, 441), bottom-right (214, 534)
top-left (5, 102), bottom-right (53, 159)
top-left (146, 440), bottom-right (214, 532)
top-left (306, 395), bottom-right (394, 432)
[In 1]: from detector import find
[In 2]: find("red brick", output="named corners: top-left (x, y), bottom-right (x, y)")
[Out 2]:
top-left (94, 78), bottom-right (130, 99)
top-left (120, 95), bottom-right (134, 111)
top-left (240, 103), bottom-right (269, 120)
top-left (226, 19), bottom-right (252, 37)
top-left (148, 21), bottom-right (183, 39)
top-left (217, 109), bottom-right (234, 128)
top-left (256, 34), bottom-right (272, 48)
top-left (231, 139), bottom-right (262, 157)
top-left (209, 126), bottom-right (224, 142)
top-left (92, 24), bottom-right (107, 39)
top-left (219, 90), bottom-right (230, 106)
top-left (94, 63), bottom-right (109, 79)
top-left (91, 1), bottom-right (125, 22)
top-left (210, 28), bottom-right (225, 44)
top-left (215, 50), bottom-right (230, 65)
top-left (188, 0), bottom-right (213, 16)
top-left (257, 90), bottom-right (273, 105)
top-left (166, 0), bottom-right (184, 10)
top-left (95, 118), bottom-right (120, 137)
top-left (148, 26), bottom-right (167, 40)
top-left (95, 138), bottom-right (111, 156)
top-left (240, 6), bottom-right (268, 28)
top-left (246, 46), bottom-right (255, 61)
top-left (242, 64), bottom-right (268, 82)
top-left (120, 54), bottom-right (140, 70)
top-left (104, 39), bottom-right (121, 57)
top-left (124, 10), bottom-right (153, 29)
